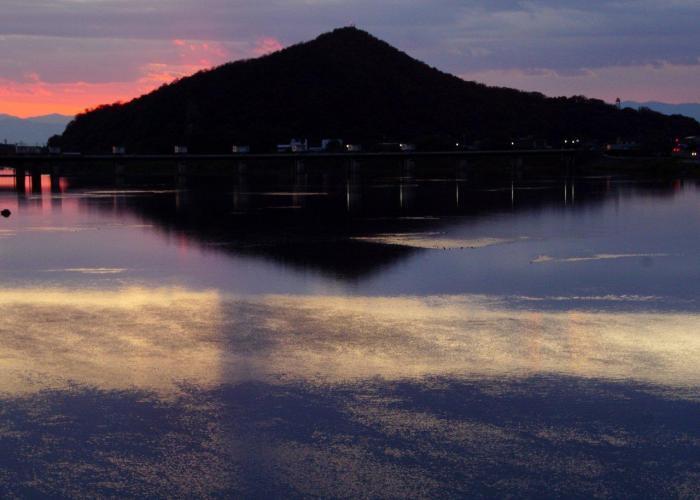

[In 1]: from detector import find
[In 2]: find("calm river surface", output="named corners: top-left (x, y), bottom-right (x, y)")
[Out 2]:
top-left (0, 165), bottom-right (699, 497)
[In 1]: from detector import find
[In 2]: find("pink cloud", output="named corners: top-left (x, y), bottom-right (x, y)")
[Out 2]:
top-left (171, 38), bottom-right (231, 67)
top-left (0, 37), bottom-right (251, 117)
top-left (253, 37), bottom-right (284, 57)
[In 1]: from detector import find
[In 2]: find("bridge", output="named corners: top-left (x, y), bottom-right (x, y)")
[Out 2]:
top-left (0, 148), bottom-right (583, 164)
top-left (1, 149), bottom-right (588, 185)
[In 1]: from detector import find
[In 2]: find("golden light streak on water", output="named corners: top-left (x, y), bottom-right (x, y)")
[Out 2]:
top-left (0, 288), bottom-right (698, 398)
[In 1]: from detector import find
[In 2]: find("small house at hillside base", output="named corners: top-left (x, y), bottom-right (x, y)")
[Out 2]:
top-left (376, 142), bottom-right (416, 152)
top-left (15, 145), bottom-right (43, 155)
top-left (277, 138), bottom-right (346, 153)
top-left (277, 139), bottom-right (308, 153)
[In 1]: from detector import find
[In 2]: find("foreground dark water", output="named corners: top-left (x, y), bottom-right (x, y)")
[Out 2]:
top-left (0, 166), bottom-right (699, 497)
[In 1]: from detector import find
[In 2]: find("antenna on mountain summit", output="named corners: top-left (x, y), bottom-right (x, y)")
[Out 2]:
top-left (615, 97), bottom-right (621, 110)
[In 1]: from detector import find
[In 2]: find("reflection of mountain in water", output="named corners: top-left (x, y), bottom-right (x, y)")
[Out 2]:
top-left (3, 162), bottom-right (693, 280)
top-left (54, 164), bottom-right (690, 280)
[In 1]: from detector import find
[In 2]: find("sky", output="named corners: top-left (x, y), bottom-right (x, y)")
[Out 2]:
top-left (1, 0), bottom-right (699, 117)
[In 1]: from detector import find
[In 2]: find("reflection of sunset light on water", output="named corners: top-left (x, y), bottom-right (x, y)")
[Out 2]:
top-left (0, 288), bottom-right (225, 397)
top-left (0, 176), bottom-right (17, 190)
top-left (0, 172), bottom-right (69, 192)
top-left (0, 288), bottom-right (698, 398)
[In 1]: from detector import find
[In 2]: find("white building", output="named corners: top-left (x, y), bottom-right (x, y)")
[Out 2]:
top-left (112, 146), bottom-right (126, 155)
top-left (15, 144), bottom-right (43, 155)
top-left (277, 139), bottom-right (308, 153)
top-left (174, 145), bottom-right (188, 154)
top-left (232, 145), bottom-right (250, 154)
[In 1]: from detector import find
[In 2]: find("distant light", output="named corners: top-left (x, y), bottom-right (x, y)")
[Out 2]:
top-left (693, 152), bottom-right (698, 157)
top-left (510, 141), bottom-right (515, 146)
top-left (564, 139), bottom-right (568, 144)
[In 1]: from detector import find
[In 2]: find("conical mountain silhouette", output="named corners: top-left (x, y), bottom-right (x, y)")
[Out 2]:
top-left (54, 27), bottom-right (699, 153)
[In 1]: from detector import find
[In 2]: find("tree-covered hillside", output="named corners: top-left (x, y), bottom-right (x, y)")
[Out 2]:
top-left (51, 27), bottom-right (700, 153)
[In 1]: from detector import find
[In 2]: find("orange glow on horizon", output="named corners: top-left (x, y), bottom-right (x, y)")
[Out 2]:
top-left (1, 64), bottom-right (182, 117)
top-left (0, 37), bottom-right (245, 118)
top-left (0, 78), bottom-right (167, 118)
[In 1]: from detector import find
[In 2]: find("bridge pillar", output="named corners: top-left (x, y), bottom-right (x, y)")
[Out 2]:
top-left (50, 171), bottom-right (61, 193)
top-left (176, 161), bottom-right (188, 176)
top-left (294, 159), bottom-right (307, 190)
top-left (510, 156), bottom-right (524, 170)
top-left (346, 159), bottom-right (361, 181)
top-left (344, 159), bottom-right (360, 211)
top-left (174, 172), bottom-right (186, 189)
top-left (402, 158), bottom-right (416, 175)
top-left (232, 174), bottom-right (249, 212)
top-left (15, 167), bottom-right (26, 194)
top-left (345, 179), bottom-right (354, 212)
top-left (568, 154), bottom-right (577, 177)
top-left (456, 158), bottom-right (469, 179)
top-left (31, 169), bottom-right (42, 194)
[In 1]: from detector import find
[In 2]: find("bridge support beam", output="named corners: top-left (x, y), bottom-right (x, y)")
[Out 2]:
top-left (402, 158), bottom-right (416, 175)
top-left (456, 158), bottom-right (469, 179)
top-left (14, 167), bottom-right (26, 194)
top-left (31, 169), bottom-right (42, 194)
top-left (50, 171), bottom-right (61, 193)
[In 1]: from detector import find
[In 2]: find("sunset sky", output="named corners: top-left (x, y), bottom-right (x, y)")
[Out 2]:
top-left (2, 0), bottom-right (699, 117)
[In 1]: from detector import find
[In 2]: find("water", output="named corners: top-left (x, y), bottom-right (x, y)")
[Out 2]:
top-left (0, 166), bottom-right (699, 497)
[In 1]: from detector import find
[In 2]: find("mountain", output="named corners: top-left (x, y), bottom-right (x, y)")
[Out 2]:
top-left (52, 27), bottom-right (700, 153)
top-left (30, 113), bottom-right (76, 125)
top-left (622, 101), bottom-right (700, 124)
top-left (0, 114), bottom-right (73, 145)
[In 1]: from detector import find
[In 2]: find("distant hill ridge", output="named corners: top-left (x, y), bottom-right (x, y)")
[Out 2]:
top-left (622, 101), bottom-right (700, 124)
top-left (0, 114), bottom-right (73, 145)
top-left (52, 27), bottom-right (700, 153)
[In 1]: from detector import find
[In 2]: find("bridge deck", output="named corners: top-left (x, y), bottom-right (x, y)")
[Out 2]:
top-left (0, 149), bottom-right (581, 163)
